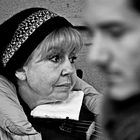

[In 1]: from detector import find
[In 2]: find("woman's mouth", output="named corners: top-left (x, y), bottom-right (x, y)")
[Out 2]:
top-left (56, 83), bottom-right (71, 87)
top-left (55, 83), bottom-right (72, 91)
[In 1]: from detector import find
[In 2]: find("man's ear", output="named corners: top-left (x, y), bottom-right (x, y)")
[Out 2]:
top-left (15, 70), bottom-right (26, 81)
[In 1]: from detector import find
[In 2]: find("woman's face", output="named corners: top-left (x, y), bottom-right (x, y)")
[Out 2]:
top-left (23, 38), bottom-right (78, 103)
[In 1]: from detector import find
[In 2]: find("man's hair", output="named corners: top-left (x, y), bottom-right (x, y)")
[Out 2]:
top-left (129, 0), bottom-right (140, 13)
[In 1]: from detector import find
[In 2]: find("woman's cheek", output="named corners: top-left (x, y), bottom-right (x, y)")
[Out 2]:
top-left (70, 75), bottom-right (76, 90)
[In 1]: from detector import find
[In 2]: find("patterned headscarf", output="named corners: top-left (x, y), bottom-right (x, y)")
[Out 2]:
top-left (0, 7), bottom-right (73, 76)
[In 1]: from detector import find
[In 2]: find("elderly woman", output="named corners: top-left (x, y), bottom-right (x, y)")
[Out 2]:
top-left (0, 7), bottom-right (102, 140)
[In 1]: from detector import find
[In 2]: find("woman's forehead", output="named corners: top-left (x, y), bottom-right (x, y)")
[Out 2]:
top-left (33, 43), bottom-right (78, 60)
top-left (47, 46), bottom-right (65, 54)
top-left (33, 28), bottom-right (82, 58)
top-left (47, 45), bottom-right (77, 55)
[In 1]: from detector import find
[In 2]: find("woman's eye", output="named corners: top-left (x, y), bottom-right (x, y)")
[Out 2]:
top-left (69, 56), bottom-right (77, 63)
top-left (50, 55), bottom-right (61, 63)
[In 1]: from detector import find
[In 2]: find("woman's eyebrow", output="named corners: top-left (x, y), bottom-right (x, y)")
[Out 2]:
top-left (38, 47), bottom-right (64, 62)
top-left (47, 47), bottom-right (64, 53)
top-left (46, 47), bottom-right (66, 57)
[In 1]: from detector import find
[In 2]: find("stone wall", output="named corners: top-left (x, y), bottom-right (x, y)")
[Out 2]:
top-left (0, 0), bottom-right (85, 25)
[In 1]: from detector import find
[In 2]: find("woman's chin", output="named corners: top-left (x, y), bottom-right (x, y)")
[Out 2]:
top-left (49, 92), bottom-right (70, 102)
top-left (55, 93), bottom-right (70, 101)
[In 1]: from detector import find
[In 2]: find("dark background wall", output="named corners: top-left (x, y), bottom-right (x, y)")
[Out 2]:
top-left (0, 0), bottom-right (106, 93)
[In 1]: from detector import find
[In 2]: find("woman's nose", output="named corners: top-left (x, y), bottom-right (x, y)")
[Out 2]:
top-left (61, 58), bottom-right (75, 76)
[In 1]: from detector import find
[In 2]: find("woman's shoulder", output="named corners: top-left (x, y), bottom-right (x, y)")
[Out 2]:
top-left (0, 75), bottom-right (15, 87)
top-left (0, 75), bottom-right (40, 139)
top-left (0, 75), bottom-right (17, 97)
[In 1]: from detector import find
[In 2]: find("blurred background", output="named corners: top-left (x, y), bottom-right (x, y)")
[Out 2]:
top-left (0, 0), bottom-right (107, 93)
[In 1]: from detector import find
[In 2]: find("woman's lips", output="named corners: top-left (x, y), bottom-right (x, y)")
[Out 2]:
top-left (56, 83), bottom-right (71, 88)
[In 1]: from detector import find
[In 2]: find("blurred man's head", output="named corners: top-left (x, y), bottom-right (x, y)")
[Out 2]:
top-left (84, 0), bottom-right (140, 100)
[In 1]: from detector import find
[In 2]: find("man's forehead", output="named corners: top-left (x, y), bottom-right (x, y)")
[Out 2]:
top-left (87, 0), bottom-right (126, 8)
top-left (84, 0), bottom-right (135, 27)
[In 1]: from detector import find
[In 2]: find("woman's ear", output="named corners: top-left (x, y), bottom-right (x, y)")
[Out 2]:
top-left (15, 70), bottom-right (26, 81)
